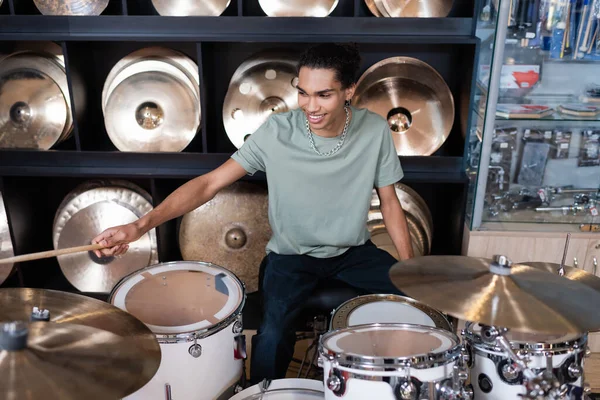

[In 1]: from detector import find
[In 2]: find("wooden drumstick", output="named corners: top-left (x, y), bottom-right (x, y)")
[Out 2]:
top-left (0, 243), bottom-right (108, 265)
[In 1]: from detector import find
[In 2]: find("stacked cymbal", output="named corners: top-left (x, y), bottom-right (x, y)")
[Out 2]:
top-left (365, 0), bottom-right (453, 17)
top-left (179, 181), bottom-right (271, 293)
top-left (352, 57), bottom-right (454, 156)
top-left (151, 0), bottom-right (231, 16)
top-left (52, 180), bottom-right (159, 293)
top-left (33, 0), bottom-right (109, 15)
top-left (0, 191), bottom-right (15, 286)
top-left (0, 42), bottom-right (74, 150)
top-left (368, 183), bottom-right (433, 258)
top-left (223, 51), bottom-right (299, 149)
top-left (258, 0), bottom-right (339, 16)
top-left (102, 47), bottom-right (201, 152)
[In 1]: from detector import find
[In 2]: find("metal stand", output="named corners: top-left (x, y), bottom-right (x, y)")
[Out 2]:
top-left (295, 315), bottom-right (327, 379)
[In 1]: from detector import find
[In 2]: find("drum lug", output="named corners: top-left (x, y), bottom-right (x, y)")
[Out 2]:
top-left (395, 379), bottom-right (418, 400)
top-left (232, 317), bottom-right (243, 335)
top-left (188, 333), bottom-right (202, 358)
top-left (327, 369), bottom-right (346, 396)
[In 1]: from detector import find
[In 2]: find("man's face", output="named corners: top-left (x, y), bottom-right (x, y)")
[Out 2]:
top-left (297, 67), bottom-right (354, 134)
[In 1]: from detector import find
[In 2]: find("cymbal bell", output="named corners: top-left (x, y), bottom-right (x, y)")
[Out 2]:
top-left (104, 66), bottom-right (200, 152)
top-left (352, 57), bottom-right (454, 156)
top-left (389, 255), bottom-right (600, 334)
top-left (179, 182), bottom-right (271, 293)
top-left (258, 0), bottom-right (339, 16)
top-left (519, 262), bottom-right (600, 293)
top-left (0, 321), bottom-right (160, 400)
top-left (151, 0), bottom-right (231, 16)
top-left (223, 51), bottom-right (299, 149)
top-left (382, 0), bottom-right (453, 17)
top-left (0, 192), bottom-right (14, 286)
top-left (33, 0), bottom-right (109, 15)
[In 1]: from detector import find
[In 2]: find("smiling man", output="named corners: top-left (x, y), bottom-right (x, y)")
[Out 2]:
top-left (92, 43), bottom-right (414, 383)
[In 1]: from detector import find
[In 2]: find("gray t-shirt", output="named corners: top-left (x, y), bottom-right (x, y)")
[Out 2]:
top-left (231, 106), bottom-right (403, 258)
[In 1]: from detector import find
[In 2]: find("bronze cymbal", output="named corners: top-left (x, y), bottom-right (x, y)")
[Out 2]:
top-left (258, 0), bottom-right (339, 16)
top-left (0, 192), bottom-right (14, 285)
top-left (0, 321), bottom-right (160, 400)
top-left (104, 66), bottom-right (200, 152)
top-left (352, 57), bottom-right (454, 156)
top-left (389, 255), bottom-right (600, 334)
top-left (179, 182), bottom-right (271, 293)
top-left (223, 51), bottom-right (299, 149)
top-left (151, 0), bottom-right (231, 16)
top-left (33, 0), bottom-right (109, 15)
top-left (53, 185), bottom-right (158, 293)
top-left (519, 262), bottom-right (600, 293)
top-left (0, 60), bottom-right (68, 150)
top-left (382, 0), bottom-right (453, 17)
top-left (365, 0), bottom-right (396, 16)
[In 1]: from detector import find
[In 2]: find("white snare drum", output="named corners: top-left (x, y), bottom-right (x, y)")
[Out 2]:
top-left (329, 294), bottom-right (452, 332)
top-left (110, 261), bottom-right (246, 400)
top-left (463, 322), bottom-right (588, 400)
top-left (319, 323), bottom-right (467, 400)
top-left (231, 379), bottom-right (324, 399)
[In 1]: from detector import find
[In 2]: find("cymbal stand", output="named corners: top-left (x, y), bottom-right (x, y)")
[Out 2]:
top-left (480, 325), bottom-right (569, 400)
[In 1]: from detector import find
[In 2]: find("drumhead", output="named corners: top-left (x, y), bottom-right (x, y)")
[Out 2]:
top-left (110, 261), bottom-right (244, 335)
top-left (321, 323), bottom-right (459, 366)
top-left (330, 294), bottom-right (451, 331)
top-left (230, 379), bottom-right (324, 400)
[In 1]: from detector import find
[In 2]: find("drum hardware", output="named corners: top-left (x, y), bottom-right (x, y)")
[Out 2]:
top-left (0, 320), bottom-right (161, 400)
top-left (165, 384), bottom-right (173, 400)
top-left (258, 0), bottom-right (339, 17)
top-left (30, 306), bottom-right (50, 322)
top-left (188, 333), bottom-right (203, 358)
top-left (352, 57), bottom-right (454, 156)
top-left (389, 254), bottom-right (600, 334)
top-left (297, 315), bottom-right (328, 379)
top-left (33, 0), bottom-right (109, 15)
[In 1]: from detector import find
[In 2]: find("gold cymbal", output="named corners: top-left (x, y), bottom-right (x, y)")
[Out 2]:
top-left (0, 192), bottom-right (14, 286)
top-left (519, 262), bottom-right (600, 293)
top-left (0, 321), bottom-right (160, 400)
top-left (389, 255), bottom-right (600, 334)
top-left (151, 0), bottom-right (231, 16)
top-left (258, 0), bottom-right (339, 16)
top-left (0, 288), bottom-right (158, 345)
top-left (33, 0), bottom-right (109, 15)
top-left (104, 66), bottom-right (200, 152)
top-left (365, 0), bottom-right (395, 16)
top-left (53, 185), bottom-right (158, 293)
top-left (352, 57), bottom-right (454, 156)
top-left (382, 0), bottom-right (453, 17)
top-left (223, 52), bottom-right (299, 149)
top-left (179, 182), bottom-right (271, 293)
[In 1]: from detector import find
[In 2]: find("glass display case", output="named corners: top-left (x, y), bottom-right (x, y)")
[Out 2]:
top-left (466, 0), bottom-right (600, 232)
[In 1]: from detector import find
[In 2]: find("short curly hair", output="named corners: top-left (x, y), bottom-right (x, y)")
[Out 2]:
top-left (297, 43), bottom-right (362, 89)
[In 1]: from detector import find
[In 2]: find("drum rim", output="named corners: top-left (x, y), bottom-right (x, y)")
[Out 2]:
top-left (319, 322), bottom-right (461, 369)
top-left (329, 293), bottom-right (452, 331)
top-left (463, 322), bottom-right (587, 354)
top-left (108, 260), bottom-right (246, 342)
top-left (231, 379), bottom-right (324, 400)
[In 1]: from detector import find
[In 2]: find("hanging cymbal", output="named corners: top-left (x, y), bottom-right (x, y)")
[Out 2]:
top-left (151, 0), bottom-right (231, 16)
top-left (179, 182), bottom-right (271, 293)
top-left (258, 0), bottom-right (339, 16)
top-left (519, 262), bottom-right (600, 293)
top-left (0, 321), bottom-right (160, 400)
top-left (381, 0), bottom-right (453, 17)
top-left (104, 64), bottom-right (200, 152)
top-left (102, 47), bottom-right (200, 115)
top-left (223, 52), bottom-right (299, 149)
top-left (0, 288), bottom-right (158, 346)
top-left (352, 57), bottom-right (454, 156)
top-left (389, 255), bottom-right (600, 334)
top-left (365, 0), bottom-right (394, 16)
top-left (33, 0), bottom-right (109, 15)
top-left (0, 192), bottom-right (14, 286)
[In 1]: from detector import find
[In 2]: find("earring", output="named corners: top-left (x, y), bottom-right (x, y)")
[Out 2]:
top-left (345, 99), bottom-right (351, 107)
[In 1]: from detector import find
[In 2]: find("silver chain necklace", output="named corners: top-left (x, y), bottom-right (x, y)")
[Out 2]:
top-left (305, 106), bottom-right (350, 157)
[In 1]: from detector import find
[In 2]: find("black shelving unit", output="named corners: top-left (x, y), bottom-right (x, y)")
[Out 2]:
top-left (0, 0), bottom-right (476, 299)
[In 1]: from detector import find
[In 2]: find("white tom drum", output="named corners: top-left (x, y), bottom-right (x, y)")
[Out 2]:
top-left (109, 261), bottom-right (246, 400)
top-left (319, 323), bottom-right (469, 400)
top-left (463, 322), bottom-right (588, 400)
top-left (329, 294), bottom-right (453, 332)
top-left (231, 379), bottom-right (324, 399)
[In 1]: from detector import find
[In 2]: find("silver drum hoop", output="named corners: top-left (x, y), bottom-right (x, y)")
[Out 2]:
top-left (463, 322), bottom-right (587, 355)
top-left (109, 260), bottom-right (246, 344)
top-left (319, 323), bottom-right (461, 371)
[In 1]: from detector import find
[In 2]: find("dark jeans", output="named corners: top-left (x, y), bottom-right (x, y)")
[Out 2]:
top-left (249, 240), bottom-right (403, 383)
